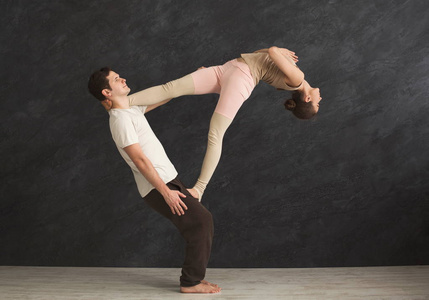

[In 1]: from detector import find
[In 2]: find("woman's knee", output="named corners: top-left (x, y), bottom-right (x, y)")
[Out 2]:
top-left (207, 113), bottom-right (232, 146)
top-left (207, 127), bottom-right (223, 147)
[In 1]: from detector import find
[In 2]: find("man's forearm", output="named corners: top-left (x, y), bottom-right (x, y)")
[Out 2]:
top-left (145, 98), bottom-right (173, 113)
top-left (133, 157), bottom-right (170, 197)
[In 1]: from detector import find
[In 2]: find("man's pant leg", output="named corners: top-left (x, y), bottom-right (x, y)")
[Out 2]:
top-left (143, 178), bottom-right (214, 287)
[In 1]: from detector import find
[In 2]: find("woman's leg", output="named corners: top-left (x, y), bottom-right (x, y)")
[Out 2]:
top-left (193, 112), bottom-right (232, 199)
top-left (128, 74), bottom-right (195, 106)
top-left (192, 62), bottom-right (255, 199)
top-left (128, 66), bottom-right (223, 106)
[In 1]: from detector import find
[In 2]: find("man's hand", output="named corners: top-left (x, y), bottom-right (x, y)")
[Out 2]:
top-left (124, 143), bottom-right (188, 216)
top-left (163, 189), bottom-right (188, 216)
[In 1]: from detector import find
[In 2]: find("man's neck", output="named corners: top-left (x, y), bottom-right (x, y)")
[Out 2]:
top-left (110, 95), bottom-right (130, 109)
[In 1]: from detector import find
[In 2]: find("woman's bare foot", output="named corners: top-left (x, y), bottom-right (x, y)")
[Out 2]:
top-left (202, 280), bottom-right (219, 288)
top-left (180, 283), bottom-right (221, 293)
top-left (101, 99), bottom-right (113, 111)
top-left (187, 188), bottom-right (200, 200)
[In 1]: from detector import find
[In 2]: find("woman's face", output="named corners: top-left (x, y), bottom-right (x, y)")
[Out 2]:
top-left (307, 87), bottom-right (322, 113)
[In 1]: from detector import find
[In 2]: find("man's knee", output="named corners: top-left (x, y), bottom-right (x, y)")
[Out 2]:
top-left (191, 208), bottom-right (214, 235)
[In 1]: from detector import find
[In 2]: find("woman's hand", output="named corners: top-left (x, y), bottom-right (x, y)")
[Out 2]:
top-left (279, 48), bottom-right (298, 63)
top-left (268, 46), bottom-right (304, 87)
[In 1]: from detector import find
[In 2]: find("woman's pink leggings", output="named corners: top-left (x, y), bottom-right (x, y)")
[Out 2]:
top-left (188, 59), bottom-right (256, 198)
top-left (191, 59), bottom-right (255, 120)
top-left (127, 58), bottom-right (256, 198)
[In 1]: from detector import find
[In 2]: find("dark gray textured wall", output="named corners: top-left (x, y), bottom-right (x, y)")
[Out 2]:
top-left (1, 0), bottom-right (428, 268)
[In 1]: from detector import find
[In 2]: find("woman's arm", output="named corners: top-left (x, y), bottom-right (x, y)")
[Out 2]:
top-left (268, 46), bottom-right (304, 87)
top-left (255, 48), bottom-right (298, 60)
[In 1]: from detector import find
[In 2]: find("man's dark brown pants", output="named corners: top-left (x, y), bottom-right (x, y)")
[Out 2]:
top-left (144, 177), bottom-right (214, 287)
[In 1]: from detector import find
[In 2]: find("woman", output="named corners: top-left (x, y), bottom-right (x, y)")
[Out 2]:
top-left (112, 46), bottom-right (322, 200)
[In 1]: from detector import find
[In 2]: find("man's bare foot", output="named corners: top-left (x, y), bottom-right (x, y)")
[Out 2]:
top-left (187, 188), bottom-right (200, 200)
top-left (180, 283), bottom-right (221, 293)
top-left (202, 280), bottom-right (219, 288)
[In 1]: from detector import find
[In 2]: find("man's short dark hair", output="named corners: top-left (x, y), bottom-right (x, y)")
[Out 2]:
top-left (88, 67), bottom-right (112, 101)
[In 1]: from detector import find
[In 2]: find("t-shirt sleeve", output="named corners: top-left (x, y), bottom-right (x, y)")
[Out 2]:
top-left (110, 117), bottom-right (139, 148)
top-left (137, 105), bottom-right (147, 114)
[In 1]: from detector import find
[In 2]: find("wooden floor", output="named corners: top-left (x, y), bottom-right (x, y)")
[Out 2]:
top-left (0, 266), bottom-right (428, 299)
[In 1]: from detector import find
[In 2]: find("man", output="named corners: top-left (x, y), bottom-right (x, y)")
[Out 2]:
top-left (87, 67), bottom-right (221, 294)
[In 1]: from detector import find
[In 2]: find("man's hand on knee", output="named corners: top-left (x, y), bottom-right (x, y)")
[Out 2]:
top-left (163, 190), bottom-right (188, 216)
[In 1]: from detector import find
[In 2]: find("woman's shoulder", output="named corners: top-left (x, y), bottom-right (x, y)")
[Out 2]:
top-left (241, 52), bottom-right (268, 58)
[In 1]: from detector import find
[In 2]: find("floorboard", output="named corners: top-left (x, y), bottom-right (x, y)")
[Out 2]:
top-left (0, 266), bottom-right (428, 299)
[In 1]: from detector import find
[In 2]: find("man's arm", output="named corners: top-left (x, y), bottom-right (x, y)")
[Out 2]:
top-left (145, 98), bottom-right (172, 113)
top-left (123, 143), bottom-right (188, 215)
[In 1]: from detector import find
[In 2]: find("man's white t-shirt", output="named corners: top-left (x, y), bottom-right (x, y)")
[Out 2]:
top-left (108, 105), bottom-right (178, 197)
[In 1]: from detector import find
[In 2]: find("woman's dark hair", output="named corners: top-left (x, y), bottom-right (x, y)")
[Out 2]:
top-left (284, 91), bottom-right (317, 120)
top-left (88, 67), bottom-right (112, 101)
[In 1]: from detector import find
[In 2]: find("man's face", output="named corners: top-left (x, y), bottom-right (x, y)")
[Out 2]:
top-left (105, 71), bottom-right (130, 97)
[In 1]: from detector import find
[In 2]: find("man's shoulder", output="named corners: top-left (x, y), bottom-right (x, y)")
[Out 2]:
top-left (109, 109), bottom-right (133, 128)
top-left (109, 107), bottom-right (142, 119)
top-left (109, 107), bottom-right (149, 130)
